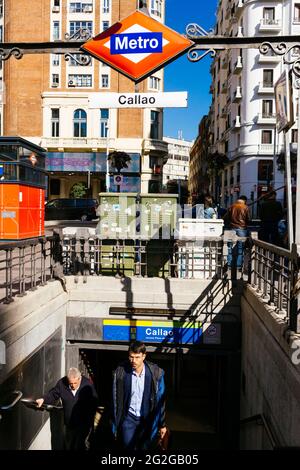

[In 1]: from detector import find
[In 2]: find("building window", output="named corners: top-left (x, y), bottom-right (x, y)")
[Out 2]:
top-left (258, 160), bottom-right (273, 181)
top-left (51, 73), bottom-right (59, 87)
top-left (101, 74), bottom-right (109, 88)
top-left (54, 0), bottom-right (60, 6)
top-left (295, 4), bottom-right (300, 22)
top-left (52, 54), bottom-right (60, 66)
top-left (261, 130), bottom-right (272, 144)
top-left (51, 109), bottom-right (60, 137)
top-left (263, 69), bottom-right (274, 87)
top-left (102, 0), bottom-right (110, 13)
top-left (53, 21), bottom-right (60, 40)
top-left (151, 0), bottom-right (162, 17)
top-left (68, 74), bottom-right (92, 87)
top-left (102, 21), bottom-right (109, 31)
top-left (150, 110), bottom-right (160, 139)
top-left (69, 21), bottom-right (93, 36)
top-left (69, 2), bottom-right (93, 13)
top-left (100, 109), bottom-right (109, 138)
top-left (149, 76), bottom-right (161, 90)
top-left (263, 7), bottom-right (275, 23)
top-left (73, 109), bottom-right (87, 137)
top-left (262, 99), bottom-right (273, 117)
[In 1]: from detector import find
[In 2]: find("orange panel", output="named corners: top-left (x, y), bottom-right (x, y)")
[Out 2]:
top-left (0, 184), bottom-right (45, 240)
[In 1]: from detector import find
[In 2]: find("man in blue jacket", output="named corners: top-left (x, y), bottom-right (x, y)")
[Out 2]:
top-left (112, 341), bottom-right (167, 451)
top-left (36, 367), bottom-right (98, 450)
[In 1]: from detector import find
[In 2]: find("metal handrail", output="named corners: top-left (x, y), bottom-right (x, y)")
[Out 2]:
top-left (0, 390), bottom-right (23, 410)
top-left (240, 413), bottom-right (280, 449)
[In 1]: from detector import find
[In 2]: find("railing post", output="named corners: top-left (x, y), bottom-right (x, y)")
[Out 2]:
top-left (4, 249), bottom-right (13, 304)
top-left (17, 246), bottom-right (26, 297)
top-left (290, 243), bottom-right (300, 332)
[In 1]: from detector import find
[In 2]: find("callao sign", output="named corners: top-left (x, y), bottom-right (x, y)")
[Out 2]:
top-left (89, 92), bottom-right (188, 108)
top-left (81, 10), bottom-right (193, 82)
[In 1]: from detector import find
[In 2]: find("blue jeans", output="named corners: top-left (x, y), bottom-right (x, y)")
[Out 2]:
top-left (121, 413), bottom-right (143, 450)
top-left (227, 228), bottom-right (248, 268)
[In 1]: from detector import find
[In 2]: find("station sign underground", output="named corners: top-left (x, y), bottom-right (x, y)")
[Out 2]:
top-left (103, 319), bottom-right (203, 345)
top-left (81, 10), bottom-right (193, 82)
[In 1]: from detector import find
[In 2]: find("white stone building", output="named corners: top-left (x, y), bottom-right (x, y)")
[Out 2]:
top-left (162, 136), bottom-right (193, 187)
top-left (210, 0), bottom-right (300, 216)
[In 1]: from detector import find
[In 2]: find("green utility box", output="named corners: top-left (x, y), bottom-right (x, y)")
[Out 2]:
top-left (96, 193), bottom-right (178, 277)
top-left (140, 194), bottom-right (177, 277)
top-left (96, 192), bottom-right (137, 239)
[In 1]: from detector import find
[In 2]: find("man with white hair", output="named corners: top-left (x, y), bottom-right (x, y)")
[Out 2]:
top-left (36, 367), bottom-right (98, 450)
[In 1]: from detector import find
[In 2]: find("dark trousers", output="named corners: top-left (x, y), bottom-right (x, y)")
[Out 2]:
top-left (121, 413), bottom-right (145, 451)
top-left (64, 425), bottom-right (91, 450)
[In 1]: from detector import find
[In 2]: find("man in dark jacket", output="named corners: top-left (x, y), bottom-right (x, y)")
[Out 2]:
top-left (36, 367), bottom-right (98, 450)
top-left (112, 341), bottom-right (167, 451)
top-left (259, 191), bottom-right (283, 245)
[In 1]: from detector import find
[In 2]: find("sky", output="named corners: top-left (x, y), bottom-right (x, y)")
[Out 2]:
top-left (163, 0), bottom-right (218, 142)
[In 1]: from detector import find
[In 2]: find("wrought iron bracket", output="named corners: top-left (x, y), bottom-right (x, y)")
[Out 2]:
top-left (1, 29), bottom-right (300, 72)
top-left (185, 25), bottom-right (300, 72)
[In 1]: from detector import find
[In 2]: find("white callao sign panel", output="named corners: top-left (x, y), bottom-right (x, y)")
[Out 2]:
top-left (89, 92), bottom-right (188, 109)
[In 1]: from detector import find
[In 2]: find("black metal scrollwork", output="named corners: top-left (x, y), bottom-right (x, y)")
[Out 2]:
top-left (186, 23), bottom-right (216, 63)
top-left (64, 53), bottom-right (91, 65)
top-left (260, 42), bottom-right (300, 78)
top-left (0, 47), bottom-right (23, 60)
top-left (187, 47), bottom-right (216, 63)
top-left (65, 28), bottom-right (92, 41)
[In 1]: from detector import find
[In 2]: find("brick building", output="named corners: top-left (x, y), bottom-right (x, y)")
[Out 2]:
top-left (2, 0), bottom-right (167, 199)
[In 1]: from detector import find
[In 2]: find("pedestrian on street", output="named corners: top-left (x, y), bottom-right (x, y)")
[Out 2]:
top-left (204, 195), bottom-right (218, 219)
top-left (36, 367), bottom-right (98, 450)
top-left (258, 190), bottom-right (283, 245)
top-left (224, 195), bottom-right (251, 270)
top-left (111, 341), bottom-right (167, 451)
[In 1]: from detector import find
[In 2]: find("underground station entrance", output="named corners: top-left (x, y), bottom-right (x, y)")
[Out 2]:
top-left (68, 343), bottom-right (240, 450)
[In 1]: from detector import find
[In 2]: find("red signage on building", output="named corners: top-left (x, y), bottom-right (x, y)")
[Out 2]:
top-left (81, 11), bottom-right (193, 82)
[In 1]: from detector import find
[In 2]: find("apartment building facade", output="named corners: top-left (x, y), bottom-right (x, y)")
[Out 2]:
top-left (2, 0), bottom-right (167, 199)
top-left (162, 136), bottom-right (192, 186)
top-left (208, 0), bottom-right (300, 216)
top-left (189, 115), bottom-right (211, 204)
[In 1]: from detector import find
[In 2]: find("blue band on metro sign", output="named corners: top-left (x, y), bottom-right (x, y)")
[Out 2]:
top-left (111, 32), bottom-right (163, 55)
top-left (103, 320), bottom-right (203, 345)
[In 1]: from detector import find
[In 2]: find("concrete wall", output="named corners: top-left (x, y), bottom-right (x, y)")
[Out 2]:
top-left (0, 281), bottom-right (68, 383)
top-left (65, 276), bottom-right (241, 321)
top-left (241, 286), bottom-right (300, 449)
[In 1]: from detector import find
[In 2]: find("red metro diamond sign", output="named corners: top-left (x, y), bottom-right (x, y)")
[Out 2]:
top-left (81, 11), bottom-right (193, 82)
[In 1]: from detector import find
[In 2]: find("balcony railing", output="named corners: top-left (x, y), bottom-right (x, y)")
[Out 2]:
top-left (258, 82), bottom-right (274, 93)
top-left (233, 86), bottom-right (242, 102)
top-left (42, 137), bottom-right (112, 149)
top-left (233, 56), bottom-right (243, 73)
top-left (257, 113), bottom-right (276, 124)
top-left (258, 53), bottom-right (281, 63)
top-left (142, 139), bottom-right (169, 155)
top-left (259, 18), bottom-right (281, 31)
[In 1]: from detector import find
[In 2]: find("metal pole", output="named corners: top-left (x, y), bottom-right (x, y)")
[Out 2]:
top-left (295, 86), bottom-right (300, 248)
top-left (285, 130), bottom-right (294, 249)
top-left (106, 117), bottom-right (110, 192)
